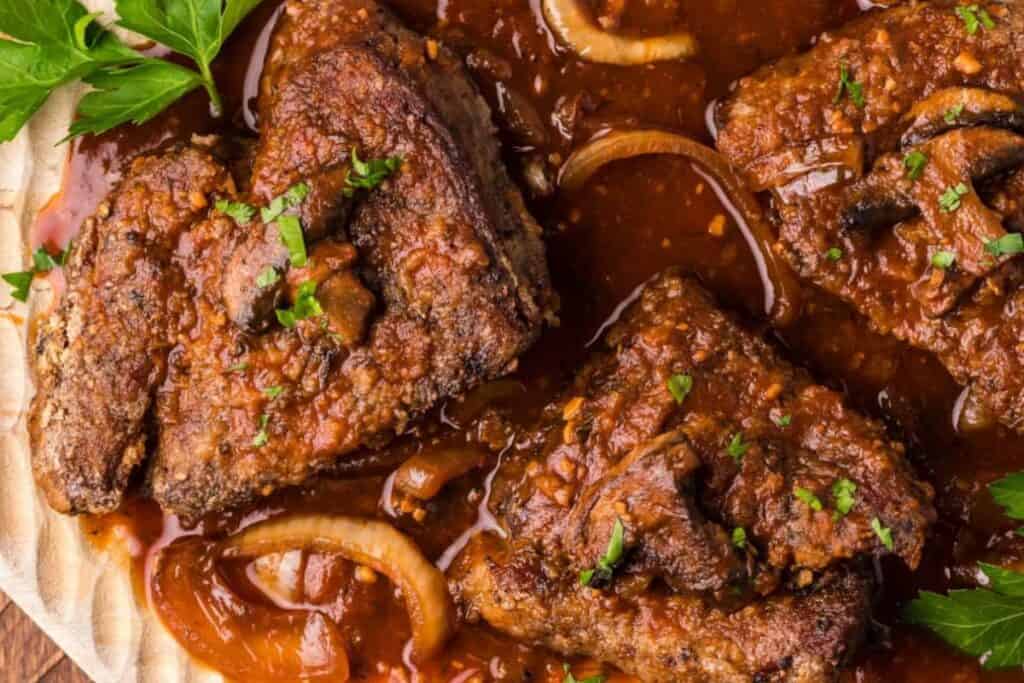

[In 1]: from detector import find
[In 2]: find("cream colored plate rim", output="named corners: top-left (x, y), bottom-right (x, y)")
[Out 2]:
top-left (0, 4), bottom-right (222, 681)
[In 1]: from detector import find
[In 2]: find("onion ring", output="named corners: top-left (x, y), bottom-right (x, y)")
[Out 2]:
top-left (222, 514), bottom-right (454, 662)
top-left (559, 128), bottom-right (801, 325)
top-left (394, 448), bottom-right (486, 500)
top-left (542, 0), bottom-right (698, 65)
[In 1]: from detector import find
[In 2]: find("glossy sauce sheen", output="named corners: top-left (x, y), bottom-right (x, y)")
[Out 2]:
top-left (50, 0), bottom-right (1024, 681)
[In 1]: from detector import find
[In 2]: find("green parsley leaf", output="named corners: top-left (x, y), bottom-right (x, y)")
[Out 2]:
top-left (227, 361), bottom-right (249, 373)
top-left (826, 247), bottom-right (843, 261)
top-left (114, 0), bottom-right (266, 115)
top-left (794, 487), bottom-right (823, 512)
top-left (252, 413), bottom-right (269, 447)
top-left (344, 148), bottom-right (402, 196)
top-left (944, 102), bottom-right (965, 124)
top-left (263, 385), bottom-right (283, 399)
top-left (986, 233), bottom-right (1024, 257)
top-left (255, 266), bottom-right (279, 288)
top-left (216, 198), bottom-right (256, 225)
top-left (832, 478), bottom-right (857, 520)
top-left (939, 183), bottom-right (969, 213)
top-left (276, 280), bottom-right (322, 328)
top-left (667, 374), bottom-right (693, 404)
top-left (276, 215), bottom-right (307, 268)
top-left (979, 562), bottom-right (1024, 597)
top-left (2, 271), bottom-right (32, 302)
top-left (3, 245), bottom-right (70, 301)
top-left (871, 516), bottom-right (894, 550)
top-left (731, 526), bottom-right (747, 549)
top-left (990, 471), bottom-right (1024, 534)
top-left (0, 0), bottom-right (142, 142)
top-left (903, 150), bottom-right (928, 181)
top-left (261, 182), bottom-right (310, 223)
top-left (905, 562), bottom-right (1024, 669)
top-left (579, 517), bottom-right (625, 587)
top-left (955, 4), bottom-right (995, 35)
top-left (834, 62), bottom-right (865, 108)
top-left (773, 414), bottom-right (792, 427)
top-left (727, 433), bottom-right (749, 463)
top-left (32, 247), bottom-right (59, 272)
top-left (67, 59), bottom-right (203, 138)
top-left (562, 663), bottom-right (606, 683)
top-left (932, 250), bottom-right (956, 270)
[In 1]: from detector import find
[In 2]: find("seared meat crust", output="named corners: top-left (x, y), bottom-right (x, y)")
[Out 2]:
top-left (451, 271), bottom-right (934, 681)
top-left (30, 148), bottom-right (231, 514)
top-left (453, 538), bottom-right (872, 683)
top-left (31, 0), bottom-right (552, 518)
top-left (716, 0), bottom-right (1024, 431)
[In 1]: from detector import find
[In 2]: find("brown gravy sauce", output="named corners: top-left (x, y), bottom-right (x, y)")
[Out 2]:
top-left (51, 0), bottom-right (1024, 680)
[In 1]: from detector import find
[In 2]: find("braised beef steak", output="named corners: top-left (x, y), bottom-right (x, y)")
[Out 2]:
top-left (450, 270), bottom-right (935, 681)
top-left (29, 0), bottom-right (553, 518)
top-left (716, 0), bottom-right (1024, 432)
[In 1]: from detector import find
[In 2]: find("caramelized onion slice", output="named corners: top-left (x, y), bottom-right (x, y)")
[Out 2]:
top-left (223, 515), bottom-right (454, 662)
top-left (395, 448), bottom-right (487, 500)
top-left (560, 129), bottom-right (800, 325)
top-left (542, 0), bottom-right (697, 65)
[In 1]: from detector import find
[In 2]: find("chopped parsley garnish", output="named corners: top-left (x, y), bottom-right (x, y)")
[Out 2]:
top-left (562, 664), bottom-right (606, 683)
top-left (276, 280), bottom-right (322, 328)
top-left (986, 233), bottom-right (1024, 257)
top-left (261, 182), bottom-right (310, 223)
top-left (2, 272), bottom-right (32, 302)
top-left (944, 102), bottom-right (965, 124)
top-left (774, 414), bottom-right (792, 427)
top-left (727, 433), bottom-right (749, 463)
top-left (276, 215), bottom-right (308, 268)
top-left (667, 374), bottom-right (693, 404)
top-left (903, 150), bottom-right (928, 181)
top-left (731, 527), bottom-right (747, 550)
top-left (932, 250), bottom-right (956, 270)
top-left (939, 183), bottom-right (969, 213)
top-left (825, 247), bottom-right (843, 261)
top-left (252, 413), bottom-right (270, 448)
top-left (871, 517), bottom-right (894, 550)
top-left (344, 148), bottom-right (402, 196)
top-left (227, 362), bottom-right (249, 373)
top-left (834, 62), bottom-right (865, 108)
top-left (794, 487), bottom-right (823, 512)
top-left (256, 266), bottom-right (280, 288)
top-left (263, 385), bottom-right (283, 399)
top-left (955, 4), bottom-right (996, 35)
top-left (904, 470), bottom-right (1024, 668)
top-left (3, 246), bottom-right (69, 302)
top-left (579, 517), bottom-right (625, 587)
top-left (831, 478), bottom-right (857, 520)
top-left (216, 199), bottom-right (256, 225)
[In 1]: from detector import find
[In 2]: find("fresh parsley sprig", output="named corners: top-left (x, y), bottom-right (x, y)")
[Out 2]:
top-left (904, 471), bottom-right (1024, 668)
top-left (0, 0), bottom-right (265, 142)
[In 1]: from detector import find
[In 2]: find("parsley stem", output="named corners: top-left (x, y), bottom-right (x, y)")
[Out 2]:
top-left (198, 61), bottom-right (223, 117)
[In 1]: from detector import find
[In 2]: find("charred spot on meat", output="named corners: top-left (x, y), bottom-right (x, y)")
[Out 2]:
top-left (716, 0), bottom-right (1024, 433)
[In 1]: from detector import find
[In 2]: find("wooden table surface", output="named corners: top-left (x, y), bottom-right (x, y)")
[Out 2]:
top-left (0, 591), bottom-right (90, 683)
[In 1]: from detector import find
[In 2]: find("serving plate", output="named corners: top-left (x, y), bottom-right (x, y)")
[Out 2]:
top-left (0, 3), bottom-right (218, 680)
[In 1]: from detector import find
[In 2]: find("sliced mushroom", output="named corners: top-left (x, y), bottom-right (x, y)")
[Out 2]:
top-left (840, 127), bottom-right (1024, 317)
top-left (900, 88), bottom-right (1024, 148)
